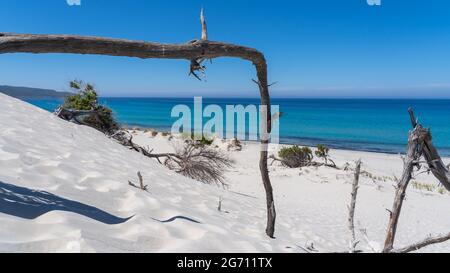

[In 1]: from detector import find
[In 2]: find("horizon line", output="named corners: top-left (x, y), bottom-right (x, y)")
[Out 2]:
top-left (96, 96), bottom-right (450, 100)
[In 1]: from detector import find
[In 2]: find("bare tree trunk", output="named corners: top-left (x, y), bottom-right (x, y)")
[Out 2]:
top-left (261, 146), bottom-right (276, 238)
top-left (348, 160), bottom-right (361, 253)
top-left (0, 14), bottom-right (276, 237)
top-left (408, 108), bottom-right (450, 191)
top-left (382, 125), bottom-right (428, 253)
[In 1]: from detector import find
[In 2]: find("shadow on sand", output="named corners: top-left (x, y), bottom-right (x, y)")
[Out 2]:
top-left (0, 181), bottom-right (132, 225)
top-left (151, 216), bottom-right (202, 224)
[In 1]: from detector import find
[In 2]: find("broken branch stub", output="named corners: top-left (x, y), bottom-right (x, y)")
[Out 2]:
top-left (200, 8), bottom-right (208, 41)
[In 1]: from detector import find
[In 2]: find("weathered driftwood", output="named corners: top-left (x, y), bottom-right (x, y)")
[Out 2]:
top-left (391, 232), bottom-right (450, 253)
top-left (269, 155), bottom-right (339, 169)
top-left (55, 107), bottom-right (97, 119)
top-left (348, 160), bottom-right (361, 253)
top-left (200, 8), bottom-right (208, 41)
top-left (383, 125), bottom-right (429, 253)
top-left (137, 171), bottom-right (147, 190)
top-left (0, 11), bottom-right (277, 237)
top-left (381, 109), bottom-right (450, 253)
top-left (218, 196), bottom-right (222, 212)
top-left (55, 107), bottom-right (102, 127)
top-left (408, 108), bottom-right (450, 191)
top-left (128, 171), bottom-right (148, 191)
top-left (113, 131), bottom-right (176, 160)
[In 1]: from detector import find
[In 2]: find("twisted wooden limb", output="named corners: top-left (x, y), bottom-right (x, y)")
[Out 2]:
top-left (391, 232), bottom-right (450, 253)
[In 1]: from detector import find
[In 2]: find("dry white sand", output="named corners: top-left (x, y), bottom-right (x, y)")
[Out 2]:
top-left (1, 92), bottom-right (449, 253)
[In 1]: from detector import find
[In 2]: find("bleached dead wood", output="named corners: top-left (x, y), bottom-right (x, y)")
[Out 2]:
top-left (348, 160), bottom-right (362, 253)
top-left (200, 8), bottom-right (208, 41)
top-left (359, 228), bottom-right (378, 253)
top-left (269, 154), bottom-right (339, 169)
top-left (55, 107), bottom-right (101, 126)
top-left (408, 108), bottom-right (450, 191)
top-left (137, 172), bottom-right (147, 190)
top-left (218, 196), bottom-right (222, 212)
top-left (383, 125), bottom-right (429, 253)
top-left (391, 232), bottom-right (450, 253)
top-left (2, 10), bottom-right (277, 237)
top-left (128, 171), bottom-right (148, 191)
top-left (381, 109), bottom-right (450, 253)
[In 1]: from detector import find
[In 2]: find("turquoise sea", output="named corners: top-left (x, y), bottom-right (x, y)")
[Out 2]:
top-left (25, 97), bottom-right (450, 156)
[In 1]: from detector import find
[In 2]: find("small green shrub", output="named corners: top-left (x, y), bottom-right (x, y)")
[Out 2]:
top-left (315, 144), bottom-right (329, 159)
top-left (64, 81), bottom-right (98, 110)
top-left (198, 136), bottom-right (214, 146)
top-left (315, 144), bottom-right (336, 166)
top-left (412, 181), bottom-right (436, 192)
top-left (61, 80), bottom-right (119, 134)
top-left (278, 145), bottom-right (313, 168)
top-left (181, 132), bottom-right (214, 146)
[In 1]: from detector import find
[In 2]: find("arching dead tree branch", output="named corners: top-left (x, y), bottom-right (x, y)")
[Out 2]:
top-left (1, 11), bottom-right (276, 237)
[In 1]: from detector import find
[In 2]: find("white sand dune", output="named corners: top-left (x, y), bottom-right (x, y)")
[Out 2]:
top-left (1, 92), bottom-right (450, 253)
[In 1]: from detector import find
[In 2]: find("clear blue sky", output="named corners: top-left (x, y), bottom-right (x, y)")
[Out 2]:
top-left (1, 0), bottom-right (450, 98)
